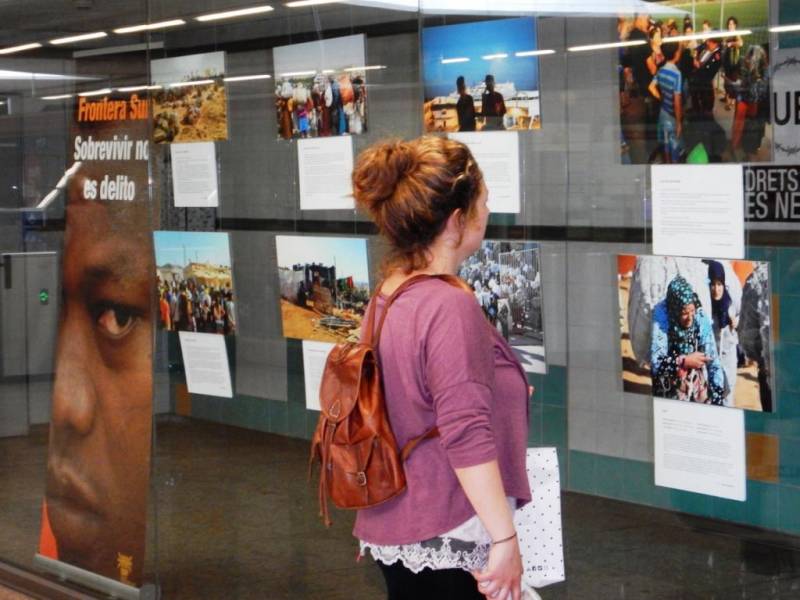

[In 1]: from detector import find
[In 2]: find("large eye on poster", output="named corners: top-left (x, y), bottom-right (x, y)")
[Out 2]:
top-left (618, 0), bottom-right (770, 164)
top-left (151, 51), bottom-right (228, 144)
top-left (618, 255), bottom-right (773, 412)
top-left (272, 34), bottom-right (368, 140)
top-left (459, 241), bottom-right (546, 374)
top-left (422, 17), bottom-right (542, 133)
top-left (275, 236), bottom-right (370, 343)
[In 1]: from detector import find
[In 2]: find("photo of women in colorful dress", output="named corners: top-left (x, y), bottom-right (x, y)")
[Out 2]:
top-left (618, 0), bottom-right (770, 164)
top-left (459, 241), bottom-right (546, 374)
top-left (273, 34), bottom-right (368, 140)
top-left (422, 17), bottom-right (542, 133)
top-left (619, 255), bottom-right (772, 412)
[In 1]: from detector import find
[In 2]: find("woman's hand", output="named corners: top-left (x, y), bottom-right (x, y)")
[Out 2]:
top-left (683, 352), bottom-right (709, 369)
top-left (472, 536), bottom-right (523, 600)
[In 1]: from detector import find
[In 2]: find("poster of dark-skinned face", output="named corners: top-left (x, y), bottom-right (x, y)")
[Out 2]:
top-left (38, 91), bottom-right (154, 590)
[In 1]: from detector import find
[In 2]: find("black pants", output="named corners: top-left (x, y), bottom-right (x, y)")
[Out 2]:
top-left (378, 560), bottom-right (484, 600)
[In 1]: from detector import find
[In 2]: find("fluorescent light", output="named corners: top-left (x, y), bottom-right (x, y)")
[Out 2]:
top-left (343, 65), bottom-right (386, 72)
top-left (515, 49), bottom-right (555, 57)
top-left (79, 88), bottom-right (112, 96)
top-left (279, 70), bottom-right (316, 77)
top-left (224, 74), bottom-right (272, 82)
top-left (321, 69), bottom-right (335, 74)
top-left (195, 5), bottom-right (273, 21)
top-left (50, 31), bottom-right (108, 45)
top-left (169, 79), bottom-right (214, 88)
top-left (667, 29), bottom-right (752, 43)
top-left (285, 0), bottom-right (338, 6)
top-left (41, 94), bottom-right (73, 100)
top-left (0, 70), bottom-right (93, 81)
top-left (116, 84), bottom-right (162, 92)
top-left (568, 40), bottom-right (646, 52)
top-left (482, 53), bottom-right (508, 60)
top-left (113, 19), bottom-right (186, 34)
top-left (770, 24), bottom-right (800, 33)
top-left (0, 42), bottom-right (42, 55)
top-left (441, 57), bottom-right (469, 64)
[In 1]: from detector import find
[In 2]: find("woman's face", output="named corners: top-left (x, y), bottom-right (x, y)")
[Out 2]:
top-left (710, 279), bottom-right (724, 301)
top-left (727, 18), bottom-right (737, 31)
top-left (679, 302), bottom-right (696, 329)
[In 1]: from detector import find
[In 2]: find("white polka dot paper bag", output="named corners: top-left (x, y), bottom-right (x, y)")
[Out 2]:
top-left (514, 447), bottom-right (565, 588)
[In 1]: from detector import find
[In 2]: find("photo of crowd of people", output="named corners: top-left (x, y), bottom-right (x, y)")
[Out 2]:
top-left (422, 17), bottom-right (542, 133)
top-left (154, 231), bottom-right (236, 336)
top-left (459, 241), bottom-right (546, 374)
top-left (275, 236), bottom-right (370, 343)
top-left (618, 0), bottom-right (770, 164)
top-left (151, 51), bottom-right (228, 144)
top-left (619, 255), bottom-right (772, 412)
top-left (273, 34), bottom-right (367, 140)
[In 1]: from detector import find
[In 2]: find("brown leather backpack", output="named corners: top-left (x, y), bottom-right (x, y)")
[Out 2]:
top-left (309, 274), bottom-right (467, 526)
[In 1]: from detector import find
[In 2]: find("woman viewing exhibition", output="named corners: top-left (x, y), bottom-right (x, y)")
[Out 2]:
top-left (351, 136), bottom-right (531, 600)
top-left (651, 275), bottom-right (726, 405)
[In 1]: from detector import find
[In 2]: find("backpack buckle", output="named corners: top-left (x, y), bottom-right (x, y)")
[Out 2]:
top-left (355, 471), bottom-right (367, 486)
top-left (329, 400), bottom-right (341, 418)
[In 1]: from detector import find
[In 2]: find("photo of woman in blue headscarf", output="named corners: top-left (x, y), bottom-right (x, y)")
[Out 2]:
top-left (651, 275), bottom-right (726, 405)
top-left (705, 259), bottom-right (739, 407)
top-left (621, 254), bottom-right (773, 412)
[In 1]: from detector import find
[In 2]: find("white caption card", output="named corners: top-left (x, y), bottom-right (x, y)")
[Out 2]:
top-left (653, 397), bottom-right (746, 501)
top-left (450, 131), bottom-right (521, 214)
top-left (298, 136), bottom-right (354, 210)
top-left (179, 331), bottom-right (233, 398)
top-left (302, 340), bottom-right (335, 411)
top-left (170, 142), bottom-right (219, 207)
top-left (651, 164), bottom-right (744, 259)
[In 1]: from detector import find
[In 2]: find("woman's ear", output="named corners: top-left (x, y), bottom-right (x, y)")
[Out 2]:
top-left (445, 208), bottom-right (466, 232)
top-left (442, 208), bottom-right (466, 247)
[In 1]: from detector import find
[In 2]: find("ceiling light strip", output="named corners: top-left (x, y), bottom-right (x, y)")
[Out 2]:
top-left (196, 5), bottom-right (273, 21)
top-left (50, 31), bottom-right (108, 45)
top-left (113, 19), bottom-right (186, 34)
top-left (0, 42), bottom-right (42, 55)
top-left (568, 40), bottom-right (646, 52)
top-left (224, 74), bottom-right (272, 82)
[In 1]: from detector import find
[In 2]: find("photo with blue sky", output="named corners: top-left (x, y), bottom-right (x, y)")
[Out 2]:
top-left (275, 235), bottom-right (370, 286)
top-left (154, 231), bottom-right (232, 268)
top-left (422, 17), bottom-right (539, 99)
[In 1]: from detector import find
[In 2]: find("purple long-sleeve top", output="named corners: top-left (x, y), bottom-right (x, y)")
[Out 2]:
top-left (353, 278), bottom-right (531, 546)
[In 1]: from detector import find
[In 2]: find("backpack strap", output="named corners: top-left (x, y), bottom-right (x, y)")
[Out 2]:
top-left (368, 273), bottom-right (470, 347)
top-left (400, 426), bottom-right (439, 461)
top-left (366, 274), bottom-right (472, 461)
